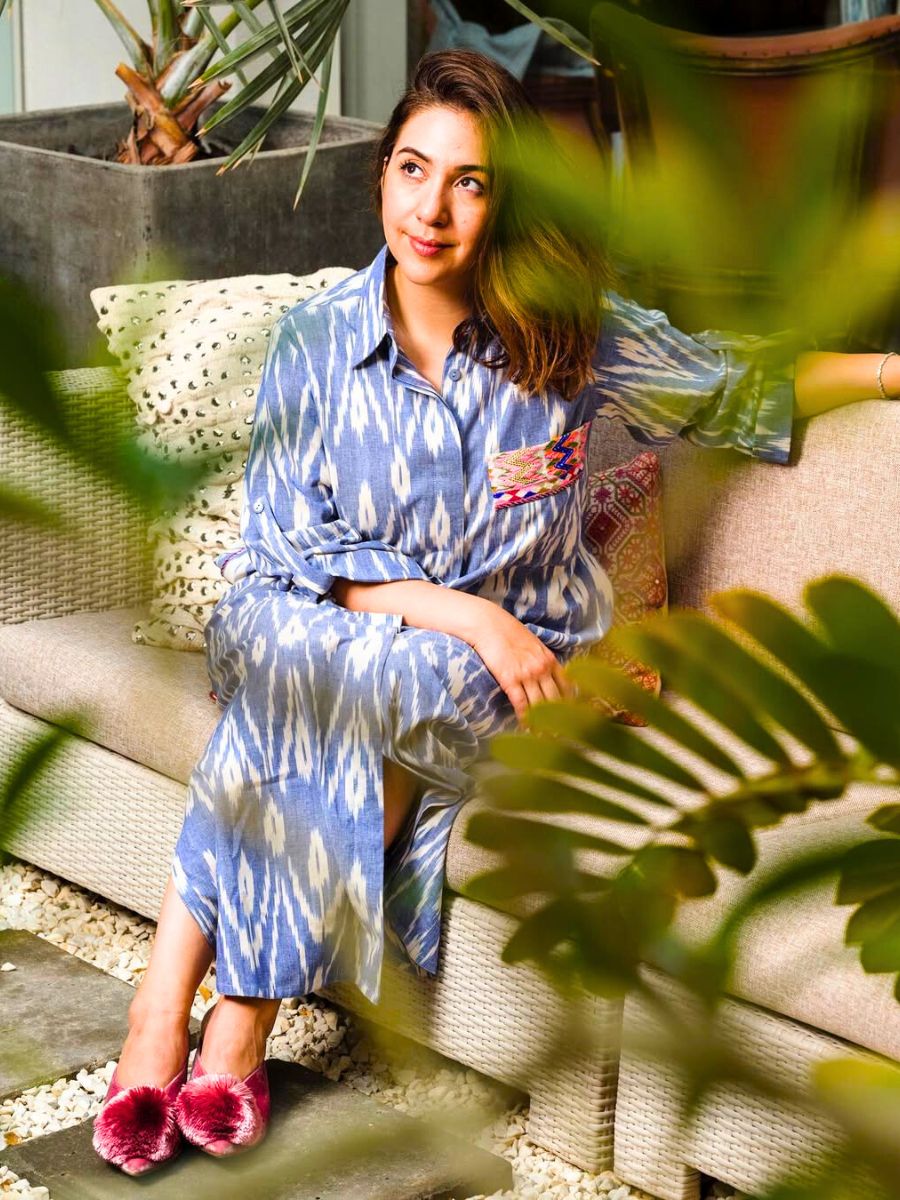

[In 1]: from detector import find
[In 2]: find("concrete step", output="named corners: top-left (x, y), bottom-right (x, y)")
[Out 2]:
top-left (1, 1057), bottom-right (513, 1199)
top-left (0, 928), bottom-right (201, 1101)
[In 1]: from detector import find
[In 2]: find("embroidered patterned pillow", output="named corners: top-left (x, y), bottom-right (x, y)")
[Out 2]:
top-left (580, 450), bottom-right (667, 726)
top-left (91, 269), bottom-right (353, 650)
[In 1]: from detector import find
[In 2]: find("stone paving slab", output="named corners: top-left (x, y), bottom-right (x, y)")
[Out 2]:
top-left (0, 929), bottom-right (200, 1101)
top-left (1, 1058), bottom-right (513, 1199)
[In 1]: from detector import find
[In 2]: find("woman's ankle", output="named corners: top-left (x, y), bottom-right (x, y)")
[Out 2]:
top-left (127, 993), bottom-right (193, 1030)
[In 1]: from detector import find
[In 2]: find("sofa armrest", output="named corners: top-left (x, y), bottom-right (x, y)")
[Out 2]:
top-left (1, 367), bottom-right (153, 625)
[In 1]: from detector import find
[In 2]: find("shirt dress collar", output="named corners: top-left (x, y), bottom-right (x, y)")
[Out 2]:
top-left (349, 243), bottom-right (398, 369)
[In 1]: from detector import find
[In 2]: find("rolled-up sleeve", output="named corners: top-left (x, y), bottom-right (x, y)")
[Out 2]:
top-left (590, 290), bottom-right (808, 465)
top-left (236, 312), bottom-right (436, 599)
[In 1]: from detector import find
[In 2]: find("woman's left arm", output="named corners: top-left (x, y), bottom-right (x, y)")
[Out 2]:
top-left (591, 289), bottom-right (897, 466)
top-left (794, 350), bottom-right (899, 418)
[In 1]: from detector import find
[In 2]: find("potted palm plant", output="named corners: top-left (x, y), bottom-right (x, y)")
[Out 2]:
top-left (0, 0), bottom-right (385, 362)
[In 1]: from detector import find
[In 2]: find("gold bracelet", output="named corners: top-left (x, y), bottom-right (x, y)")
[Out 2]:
top-left (877, 350), bottom-right (899, 400)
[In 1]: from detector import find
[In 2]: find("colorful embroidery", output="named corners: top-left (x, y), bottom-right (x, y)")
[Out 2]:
top-left (488, 419), bottom-right (592, 509)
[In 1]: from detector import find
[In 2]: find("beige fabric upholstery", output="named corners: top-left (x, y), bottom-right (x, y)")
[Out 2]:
top-left (446, 697), bottom-right (899, 1060)
top-left (0, 606), bottom-right (216, 786)
top-left (589, 400), bottom-right (900, 617)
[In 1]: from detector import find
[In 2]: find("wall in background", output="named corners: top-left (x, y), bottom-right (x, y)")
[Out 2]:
top-left (342, 0), bottom-right (408, 123)
top-left (2, 0), bottom-right (352, 117)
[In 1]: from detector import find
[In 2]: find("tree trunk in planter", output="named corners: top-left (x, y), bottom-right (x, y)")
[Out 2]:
top-left (0, 103), bottom-right (384, 365)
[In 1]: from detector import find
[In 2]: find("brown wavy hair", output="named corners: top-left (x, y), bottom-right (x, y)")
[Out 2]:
top-left (371, 49), bottom-right (613, 401)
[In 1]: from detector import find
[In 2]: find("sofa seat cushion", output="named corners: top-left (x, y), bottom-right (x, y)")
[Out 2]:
top-left (0, 606), bottom-right (218, 785)
top-left (446, 700), bottom-right (900, 1061)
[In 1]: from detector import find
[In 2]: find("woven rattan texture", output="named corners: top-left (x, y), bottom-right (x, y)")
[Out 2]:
top-left (322, 895), bottom-right (622, 1173)
top-left (0, 698), bottom-right (183, 917)
top-left (2, 368), bottom-right (153, 626)
top-left (614, 969), bottom-right (883, 1200)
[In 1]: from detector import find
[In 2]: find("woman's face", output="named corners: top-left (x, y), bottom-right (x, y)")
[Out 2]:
top-left (380, 104), bottom-right (491, 298)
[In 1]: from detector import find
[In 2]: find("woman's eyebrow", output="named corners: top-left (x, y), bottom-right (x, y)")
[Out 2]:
top-left (396, 145), bottom-right (489, 173)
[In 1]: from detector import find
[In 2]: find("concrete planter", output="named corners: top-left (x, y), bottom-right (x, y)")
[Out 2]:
top-left (0, 103), bottom-right (384, 363)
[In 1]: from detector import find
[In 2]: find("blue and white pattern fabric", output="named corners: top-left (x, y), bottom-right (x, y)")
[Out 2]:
top-left (171, 242), bottom-right (798, 1003)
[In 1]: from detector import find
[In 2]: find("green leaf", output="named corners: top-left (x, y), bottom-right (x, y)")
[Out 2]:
top-left (92, 0), bottom-right (155, 74)
top-left (0, 484), bottom-right (67, 530)
top-left (266, 0), bottom-right (316, 86)
top-left (714, 587), bottom-right (900, 766)
top-left (685, 814), bottom-right (757, 874)
top-left (845, 886), bottom-right (900, 945)
top-left (500, 898), bottom-right (581, 965)
top-left (194, 0), bottom-right (337, 84)
top-left (612, 623), bottom-right (793, 767)
top-left (490, 727), bottom-right (676, 807)
top-left (837, 840), bottom-right (900, 905)
top-left (1, 719), bottom-right (91, 848)
top-left (633, 844), bottom-right (717, 898)
top-left (868, 805), bottom-right (900, 835)
top-left (291, 40), bottom-right (333, 210)
top-left (566, 658), bottom-right (747, 778)
top-left (806, 575), bottom-right (900, 678)
top-left (815, 1056), bottom-right (900, 1153)
top-left (481, 772), bottom-right (651, 826)
top-left (463, 863), bottom-right (607, 905)
top-left (0, 279), bottom-right (69, 447)
top-left (858, 920), bottom-right (900, 974)
top-left (153, 0), bottom-right (182, 69)
top-left (192, 2), bottom-right (253, 92)
top-left (711, 589), bottom-right (830, 686)
top-left (803, 655), bottom-right (900, 769)
top-left (464, 810), bottom-right (630, 859)
top-left (196, 1), bottom-right (342, 163)
top-left (525, 687), bottom-right (705, 792)
top-left (661, 611), bottom-right (842, 762)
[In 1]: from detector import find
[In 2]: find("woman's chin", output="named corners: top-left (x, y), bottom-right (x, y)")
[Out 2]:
top-left (395, 248), bottom-right (460, 287)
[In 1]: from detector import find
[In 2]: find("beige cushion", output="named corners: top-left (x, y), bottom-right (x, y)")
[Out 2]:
top-left (446, 698), bottom-right (900, 1059)
top-left (0, 607), bottom-right (217, 785)
top-left (90, 269), bottom-right (355, 651)
top-left (670, 809), bottom-right (900, 1062)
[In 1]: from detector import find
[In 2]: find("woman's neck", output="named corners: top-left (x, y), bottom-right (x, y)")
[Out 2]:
top-left (385, 262), bottom-right (472, 349)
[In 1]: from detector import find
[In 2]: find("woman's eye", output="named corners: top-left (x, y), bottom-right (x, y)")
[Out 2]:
top-left (459, 176), bottom-right (484, 195)
top-left (399, 159), bottom-right (422, 177)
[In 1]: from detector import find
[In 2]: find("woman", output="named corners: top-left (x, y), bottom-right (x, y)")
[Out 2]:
top-left (92, 49), bottom-right (898, 1174)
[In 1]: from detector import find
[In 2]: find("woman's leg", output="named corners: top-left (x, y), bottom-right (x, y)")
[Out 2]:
top-left (114, 876), bottom-right (214, 1088)
top-left (115, 755), bottom-right (418, 1086)
top-left (384, 755), bottom-right (421, 849)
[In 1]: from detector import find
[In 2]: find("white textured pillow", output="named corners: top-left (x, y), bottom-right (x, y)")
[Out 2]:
top-left (91, 268), bottom-right (355, 650)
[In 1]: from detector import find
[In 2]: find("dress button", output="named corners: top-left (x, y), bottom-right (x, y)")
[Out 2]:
top-left (448, 368), bottom-right (461, 382)
top-left (253, 499), bottom-right (264, 513)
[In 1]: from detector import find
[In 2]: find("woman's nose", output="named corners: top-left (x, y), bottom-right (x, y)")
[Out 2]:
top-left (416, 180), bottom-right (449, 225)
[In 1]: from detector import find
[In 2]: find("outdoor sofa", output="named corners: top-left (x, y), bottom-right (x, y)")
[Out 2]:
top-left (0, 362), bottom-right (898, 1194)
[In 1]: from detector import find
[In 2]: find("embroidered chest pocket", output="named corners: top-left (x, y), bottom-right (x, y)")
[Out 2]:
top-left (487, 418), bottom-right (592, 509)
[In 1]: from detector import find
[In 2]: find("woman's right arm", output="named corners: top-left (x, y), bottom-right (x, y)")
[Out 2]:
top-left (332, 577), bottom-right (574, 721)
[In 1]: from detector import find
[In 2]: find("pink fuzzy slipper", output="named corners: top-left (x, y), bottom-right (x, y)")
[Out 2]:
top-left (91, 1062), bottom-right (187, 1176)
top-left (174, 1005), bottom-right (270, 1156)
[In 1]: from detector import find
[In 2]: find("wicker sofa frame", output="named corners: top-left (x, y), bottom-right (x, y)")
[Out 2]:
top-left (1, 366), bottom-right (898, 1190)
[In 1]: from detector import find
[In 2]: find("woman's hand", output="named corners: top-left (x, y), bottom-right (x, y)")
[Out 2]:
top-left (465, 604), bottom-right (576, 724)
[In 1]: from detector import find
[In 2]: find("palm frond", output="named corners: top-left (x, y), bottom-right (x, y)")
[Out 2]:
top-left (92, 0), bottom-right (154, 74)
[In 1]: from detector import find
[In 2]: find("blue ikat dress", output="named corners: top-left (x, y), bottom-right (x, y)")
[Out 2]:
top-left (171, 243), bottom-right (798, 1002)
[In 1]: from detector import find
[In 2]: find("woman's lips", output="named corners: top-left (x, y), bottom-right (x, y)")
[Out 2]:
top-left (408, 235), bottom-right (450, 257)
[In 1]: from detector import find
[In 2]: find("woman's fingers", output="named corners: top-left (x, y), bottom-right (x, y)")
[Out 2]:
top-left (552, 660), bottom-right (578, 699)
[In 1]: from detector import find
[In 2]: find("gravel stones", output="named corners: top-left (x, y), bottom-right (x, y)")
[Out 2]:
top-left (0, 858), bottom-right (746, 1200)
